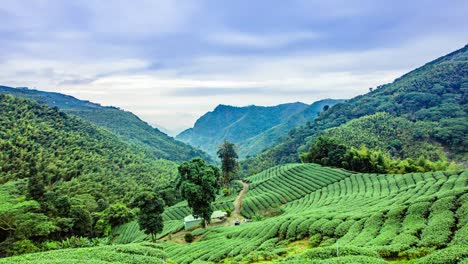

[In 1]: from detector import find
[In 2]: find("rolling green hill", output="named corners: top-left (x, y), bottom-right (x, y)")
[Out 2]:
top-left (242, 45), bottom-right (468, 175)
top-left (0, 94), bottom-right (178, 254)
top-left (0, 86), bottom-right (211, 163)
top-left (177, 99), bottom-right (343, 158)
top-left (1, 163), bottom-right (466, 263)
top-left (156, 165), bottom-right (468, 263)
top-left (323, 112), bottom-right (447, 161)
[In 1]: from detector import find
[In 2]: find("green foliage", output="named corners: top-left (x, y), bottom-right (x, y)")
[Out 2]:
top-left (184, 233), bottom-right (194, 243)
top-left (0, 243), bottom-right (168, 264)
top-left (105, 203), bottom-right (135, 228)
top-left (217, 140), bottom-right (239, 187)
top-left (0, 181), bottom-right (56, 255)
top-left (177, 158), bottom-right (221, 224)
top-left (158, 164), bottom-right (467, 263)
top-left (0, 95), bottom-right (178, 254)
top-left (324, 112), bottom-right (447, 160)
top-left (300, 136), bottom-right (458, 173)
top-left (242, 45), bottom-right (468, 175)
top-left (413, 246), bottom-right (468, 264)
top-left (131, 192), bottom-right (165, 241)
top-left (0, 85), bottom-right (211, 163)
top-left (5, 240), bottom-right (39, 256)
top-left (241, 163), bottom-right (349, 218)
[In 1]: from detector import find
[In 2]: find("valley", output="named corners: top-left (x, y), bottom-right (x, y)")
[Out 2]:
top-left (0, 8), bottom-right (467, 263)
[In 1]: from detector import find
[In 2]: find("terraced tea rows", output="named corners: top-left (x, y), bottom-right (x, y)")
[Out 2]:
top-left (0, 243), bottom-right (167, 264)
top-left (161, 165), bottom-right (467, 263)
top-left (5, 164), bottom-right (465, 263)
top-left (241, 163), bottom-right (352, 218)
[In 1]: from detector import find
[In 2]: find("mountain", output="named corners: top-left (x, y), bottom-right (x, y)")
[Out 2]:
top-left (176, 99), bottom-right (343, 158)
top-left (240, 99), bottom-right (345, 157)
top-left (242, 45), bottom-right (468, 175)
top-left (0, 86), bottom-right (211, 163)
top-left (0, 94), bottom-right (179, 252)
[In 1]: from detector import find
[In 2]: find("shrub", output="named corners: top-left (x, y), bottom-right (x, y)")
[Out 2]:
top-left (184, 233), bottom-right (194, 243)
top-left (308, 234), bottom-right (322, 247)
top-left (6, 240), bottom-right (39, 256)
top-left (302, 246), bottom-right (380, 260)
top-left (414, 246), bottom-right (468, 264)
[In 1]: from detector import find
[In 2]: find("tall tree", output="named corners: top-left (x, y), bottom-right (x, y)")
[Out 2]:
top-left (177, 158), bottom-right (220, 227)
top-left (217, 140), bottom-right (239, 188)
top-left (131, 192), bottom-right (165, 241)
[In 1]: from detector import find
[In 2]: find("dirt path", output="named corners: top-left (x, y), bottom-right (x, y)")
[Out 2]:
top-left (232, 180), bottom-right (249, 219)
top-left (161, 181), bottom-right (250, 243)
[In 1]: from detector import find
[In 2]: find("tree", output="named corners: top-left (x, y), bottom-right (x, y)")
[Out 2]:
top-left (300, 136), bottom-right (347, 167)
top-left (177, 158), bottom-right (220, 227)
top-left (323, 105), bottom-right (330, 111)
top-left (217, 140), bottom-right (239, 188)
top-left (131, 192), bottom-right (165, 241)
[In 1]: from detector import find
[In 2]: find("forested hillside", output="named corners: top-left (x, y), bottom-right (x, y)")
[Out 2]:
top-left (242, 45), bottom-right (468, 175)
top-left (177, 99), bottom-right (343, 158)
top-left (0, 86), bottom-right (210, 163)
top-left (0, 94), bottom-right (178, 255)
top-left (241, 99), bottom-right (345, 157)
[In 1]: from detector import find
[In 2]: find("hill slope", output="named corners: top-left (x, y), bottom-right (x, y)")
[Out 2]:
top-left (161, 165), bottom-right (468, 263)
top-left (177, 99), bottom-right (343, 158)
top-left (2, 163), bottom-right (466, 263)
top-left (0, 94), bottom-right (178, 252)
top-left (0, 86), bottom-right (210, 163)
top-left (242, 45), bottom-right (468, 175)
top-left (240, 99), bottom-right (345, 157)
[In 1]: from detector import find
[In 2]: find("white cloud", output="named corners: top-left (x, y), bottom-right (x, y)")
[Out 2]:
top-left (2, 34), bottom-right (465, 131)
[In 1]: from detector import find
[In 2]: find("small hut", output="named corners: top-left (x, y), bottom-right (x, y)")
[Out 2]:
top-left (184, 211), bottom-right (227, 230)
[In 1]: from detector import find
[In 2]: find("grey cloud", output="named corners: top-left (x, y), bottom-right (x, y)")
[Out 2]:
top-left (59, 77), bottom-right (97, 85)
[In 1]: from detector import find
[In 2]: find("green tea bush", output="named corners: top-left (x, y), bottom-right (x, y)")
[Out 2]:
top-left (308, 234), bottom-right (322, 247)
top-left (301, 246), bottom-right (380, 259)
top-left (419, 196), bottom-right (455, 248)
top-left (414, 246), bottom-right (468, 264)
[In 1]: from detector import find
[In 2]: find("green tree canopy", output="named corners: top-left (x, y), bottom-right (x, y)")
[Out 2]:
top-left (177, 158), bottom-right (221, 226)
top-left (217, 140), bottom-right (239, 188)
top-left (131, 192), bottom-right (165, 241)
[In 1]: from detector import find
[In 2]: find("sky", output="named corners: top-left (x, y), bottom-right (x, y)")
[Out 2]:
top-left (1, 1), bottom-right (467, 135)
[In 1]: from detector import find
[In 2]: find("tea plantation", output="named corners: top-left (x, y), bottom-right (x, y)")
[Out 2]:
top-left (0, 243), bottom-right (168, 264)
top-left (160, 164), bottom-right (467, 263)
top-left (2, 164), bottom-right (467, 263)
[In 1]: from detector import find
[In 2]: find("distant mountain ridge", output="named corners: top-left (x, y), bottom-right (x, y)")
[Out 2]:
top-left (0, 86), bottom-right (211, 163)
top-left (241, 45), bottom-right (468, 175)
top-left (176, 99), bottom-right (344, 158)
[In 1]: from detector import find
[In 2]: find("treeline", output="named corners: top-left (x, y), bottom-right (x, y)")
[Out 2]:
top-left (300, 136), bottom-right (459, 174)
top-left (0, 95), bottom-right (179, 256)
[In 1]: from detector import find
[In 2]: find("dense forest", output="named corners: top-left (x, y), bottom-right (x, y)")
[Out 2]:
top-left (0, 86), bottom-right (211, 163)
top-left (241, 45), bottom-right (468, 176)
top-left (0, 94), bottom-right (179, 255)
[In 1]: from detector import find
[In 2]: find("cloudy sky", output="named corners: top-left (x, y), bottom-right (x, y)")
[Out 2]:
top-left (1, 0), bottom-right (467, 134)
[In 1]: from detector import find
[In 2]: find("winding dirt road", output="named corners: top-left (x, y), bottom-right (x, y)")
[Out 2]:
top-left (232, 180), bottom-right (249, 219)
